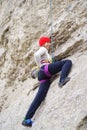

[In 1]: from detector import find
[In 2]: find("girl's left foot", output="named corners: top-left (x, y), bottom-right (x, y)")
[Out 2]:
top-left (22, 118), bottom-right (33, 127)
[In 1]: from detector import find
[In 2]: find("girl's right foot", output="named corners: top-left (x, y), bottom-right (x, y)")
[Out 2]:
top-left (58, 77), bottom-right (70, 88)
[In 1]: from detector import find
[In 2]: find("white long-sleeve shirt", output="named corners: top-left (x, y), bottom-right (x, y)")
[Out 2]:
top-left (34, 47), bottom-right (52, 67)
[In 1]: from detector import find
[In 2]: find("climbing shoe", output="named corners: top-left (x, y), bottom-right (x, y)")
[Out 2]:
top-left (58, 77), bottom-right (70, 88)
top-left (22, 118), bottom-right (33, 127)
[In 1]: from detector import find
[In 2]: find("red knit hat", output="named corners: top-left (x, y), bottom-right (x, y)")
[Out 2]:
top-left (39, 36), bottom-right (51, 46)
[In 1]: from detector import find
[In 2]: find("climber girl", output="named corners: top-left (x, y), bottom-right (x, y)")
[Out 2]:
top-left (22, 36), bottom-right (72, 127)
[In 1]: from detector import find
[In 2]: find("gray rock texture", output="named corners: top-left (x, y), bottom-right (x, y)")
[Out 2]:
top-left (0, 0), bottom-right (87, 130)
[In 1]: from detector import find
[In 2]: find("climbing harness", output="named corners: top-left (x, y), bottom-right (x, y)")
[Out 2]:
top-left (39, 64), bottom-right (52, 83)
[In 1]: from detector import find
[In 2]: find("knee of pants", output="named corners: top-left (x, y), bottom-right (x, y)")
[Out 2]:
top-left (67, 59), bottom-right (72, 66)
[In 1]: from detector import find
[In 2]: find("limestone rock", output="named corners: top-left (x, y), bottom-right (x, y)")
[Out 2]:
top-left (0, 0), bottom-right (87, 130)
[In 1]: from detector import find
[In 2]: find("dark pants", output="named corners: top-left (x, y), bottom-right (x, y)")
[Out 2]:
top-left (25, 60), bottom-right (72, 119)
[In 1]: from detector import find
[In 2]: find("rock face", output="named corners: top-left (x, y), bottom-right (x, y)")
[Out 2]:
top-left (0, 0), bottom-right (87, 130)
